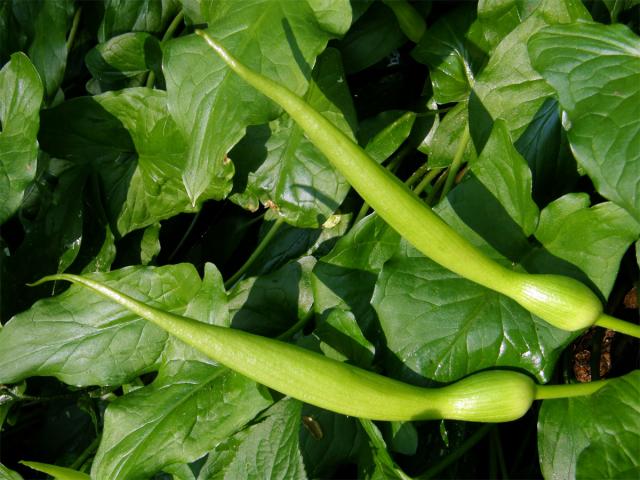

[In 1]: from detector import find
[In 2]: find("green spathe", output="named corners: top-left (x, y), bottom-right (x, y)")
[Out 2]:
top-left (35, 273), bottom-right (539, 422)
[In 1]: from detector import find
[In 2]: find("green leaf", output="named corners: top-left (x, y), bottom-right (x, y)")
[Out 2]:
top-left (359, 111), bottom-right (416, 164)
top-left (140, 222), bottom-right (161, 265)
top-left (386, 421), bottom-right (418, 456)
top-left (471, 0), bottom-right (541, 53)
top-left (299, 406), bottom-right (368, 478)
top-left (95, 88), bottom-right (197, 234)
top-left (98, 0), bottom-right (180, 41)
top-left (412, 4), bottom-right (484, 104)
top-left (197, 398), bottom-right (306, 480)
top-left (311, 214), bottom-right (400, 337)
top-left (338, 1), bottom-right (405, 74)
top-left (228, 257), bottom-right (315, 338)
top-left (0, 52), bottom-right (43, 225)
top-left (163, 0), bottom-right (351, 205)
top-left (39, 89), bottom-right (202, 235)
top-left (89, 263), bottom-right (272, 479)
top-left (0, 463), bottom-right (23, 480)
top-left (513, 97), bottom-right (579, 205)
top-left (528, 21), bottom-right (640, 223)
top-left (20, 462), bottom-right (89, 480)
top-left (522, 193), bottom-right (640, 297)
top-left (538, 371), bottom-right (640, 480)
top-left (473, 0), bottom-right (590, 139)
top-left (92, 363), bottom-right (272, 480)
top-left (426, 101), bottom-right (477, 168)
top-left (86, 32), bottom-right (161, 89)
top-left (11, 0), bottom-right (74, 98)
top-left (315, 309), bottom-right (375, 368)
top-left (470, 120), bottom-right (540, 237)
top-left (0, 265), bottom-right (203, 386)
top-left (371, 240), bottom-right (570, 383)
top-left (162, 464), bottom-right (196, 480)
top-left (242, 213), bottom-right (351, 277)
top-left (1, 159), bottom-right (87, 319)
top-left (230, 48), bottom-right (356, 228)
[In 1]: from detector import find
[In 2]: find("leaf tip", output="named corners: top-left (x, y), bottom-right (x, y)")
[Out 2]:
top-left (27, 274), bottom-right (69, 287)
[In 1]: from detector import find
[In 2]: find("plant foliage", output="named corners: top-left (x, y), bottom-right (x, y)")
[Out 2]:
top-left (0, 1), bottom-right (638, 479)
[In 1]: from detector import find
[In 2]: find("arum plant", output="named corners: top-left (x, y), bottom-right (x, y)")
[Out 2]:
top-left (32, 274), bottom-right (611, 422)
top-left (195, 30), bottom-right (640, 339)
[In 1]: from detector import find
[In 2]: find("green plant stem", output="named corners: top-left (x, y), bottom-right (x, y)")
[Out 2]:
top-left (69, 435), bottom-right (101, 471)
top-left (594, 313), bottom-right (640, 339)
top-left (534, 378), bottom-right (610, 400)
top-left (359, 419), bottom-right (414, 480)
top-left (491, 428), bottom-right (509, 479)
top-left (145, 71), bottom-right (156, 89)
top-left (405, 162), bottom-right (430, 188)
top-left (424, 168), bottom-right (447, 205)
top-left (439, 127), bottom-right (470, 201)
top-left (413, 167), bottom-right (444, 196)
top-left (224, 217), bottom-right (284, 288)
top-left (276, 309), bottom-right (314, 340)
top-left (418, 424), bottom-right (493, 479)
top-left (162, 10), bottom-right (185, 42)
top-left (66, 6), bottom-right (82, 52)
top-left (167, 210), bottom-right (201, 262)
top-left (146, 10), bottom-right (184, 88)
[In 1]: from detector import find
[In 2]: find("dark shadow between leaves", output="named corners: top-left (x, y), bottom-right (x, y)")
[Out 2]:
top-left (229, 124), bottom-right (271, 195)
top-left (514, 97), bottom-right (579, 207)
top-left (230, 261), bottom-right (303, 338)
top-left (448, 174), bottom-right (600, 297)
top-left (39, 97), bottom-right (137, 238)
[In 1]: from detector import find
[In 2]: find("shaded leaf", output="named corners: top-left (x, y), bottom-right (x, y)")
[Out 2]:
top-left (299, 405), bottom-right (367, 478)
top-left (470, 120), bottom-right (539, 237)
top-left (412, 4), bottom-right (484, 103)
top-left (99, 0), bottom-right (180, 41)
top-left (338, 1), bottom-right (405, 74)
top-left (311, 214), bottom-right (400, 337)
top-left (0, 53), bottom-right (43, 225)
top-left (1, 159), bottom-right (86, 319)
top-left (513, 97), bottom-right (579, 206)
top-left (315, 308), bottom-right (375, 367)
top-left (86, 32), bottom-right (161, 90)
top-left (244, 213), bottom-right (351, 278)
top-left (229, 257), bottom-right (315, 337)
top-left (529, 21), bottom-right (640, 222)
top-left (11, 0), bottom-right (74, 98)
